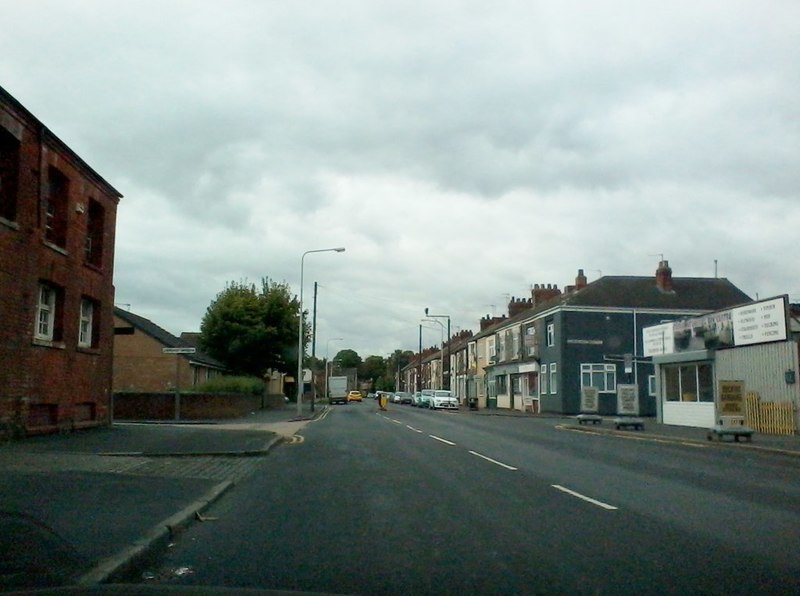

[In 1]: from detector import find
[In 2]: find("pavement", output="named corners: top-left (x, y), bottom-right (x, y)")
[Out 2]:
top-left (466, 405), bottom-right (800, 457)
top-left (2, 400), bottom-right (798, 592)
top-left (0, 402), bottom-right (322, 592)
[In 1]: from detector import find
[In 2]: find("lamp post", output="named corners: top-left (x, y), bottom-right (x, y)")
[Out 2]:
top-left (422, 319), bottom-right (445, 389)
top-left (324, 337), bottom-right (343, 403)
top-left (424, 308), bottom-right (451, 390)
top-left (297, 247), bottom-right (345, 416)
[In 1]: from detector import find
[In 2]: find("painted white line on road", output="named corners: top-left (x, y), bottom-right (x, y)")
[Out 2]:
top-left (552, 484), bottom-right (618, 510)
top-left (468, 450), bottom-right (518, 471)
top-left (429, 434), bottom-right (456, 446)
top-left (391, 419), bottom-right (402, 424)
top-left (406, 425), bottom-right (423, 433)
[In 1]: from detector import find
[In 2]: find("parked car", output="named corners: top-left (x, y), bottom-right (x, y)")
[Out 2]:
top-left (430, 390), bottom-right (458, 410)
top-left (418, 389), bottom-right (434, 409)
top-left (394, 391), bottom-right (413, 404)
top-left (412, 392), bottom-right (423, 407)
top-left (392, 393), bottom-right (402, 403)
top-left (347, 391), bottom-right (363, 402)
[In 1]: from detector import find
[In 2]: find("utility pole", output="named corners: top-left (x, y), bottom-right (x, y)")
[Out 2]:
top-left (310, 281), bottom-right (318, 412)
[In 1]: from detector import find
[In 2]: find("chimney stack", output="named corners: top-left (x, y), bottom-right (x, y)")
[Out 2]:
top-left (656, 260), bottom-right (673, 293)
top-left (531, 283), bottom-right (562, 307)
top-left (575, 269), bottom-right (588, 290)
top-left (508, 296), bottom-right (532, 318)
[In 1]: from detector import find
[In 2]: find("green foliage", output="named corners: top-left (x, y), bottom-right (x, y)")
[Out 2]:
top-left (334, 348), bottom-right (362, 369)
top-left (199, 278), bottom-right (307, 377)
top-left (194, 376), bottom-right (266, 395)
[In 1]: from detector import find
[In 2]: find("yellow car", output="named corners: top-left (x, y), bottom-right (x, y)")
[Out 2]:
top-left (347, 391), bottom-right (363, 402)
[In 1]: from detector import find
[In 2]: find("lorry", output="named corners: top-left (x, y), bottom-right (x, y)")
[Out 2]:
top-left (328, 376), bottom-right (349, 405)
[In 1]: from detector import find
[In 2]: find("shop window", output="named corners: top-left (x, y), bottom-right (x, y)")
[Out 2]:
top-left (45, 166), bottom-right (69, 247)
top-left (496, 374), bottom-right (508, 395)
top-left (662, 363), bottom-right (714, 403)
top-left (0, 127), bottom-right (20, 223)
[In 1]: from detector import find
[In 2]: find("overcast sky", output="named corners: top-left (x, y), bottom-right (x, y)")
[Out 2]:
top-left (3, 1), bottom-right (798, 359)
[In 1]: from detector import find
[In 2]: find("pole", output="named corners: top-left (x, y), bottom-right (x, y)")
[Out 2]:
top-left (297, 248), bottom-right (345, 417)
top-left (310, 282), bottom-right (318, 413)
top-left (418, 324), bottom-right (422, 392)
top-left (445, 317), bottom-right (451, 390)
top-left (174, 354), bottom-right (181, 421)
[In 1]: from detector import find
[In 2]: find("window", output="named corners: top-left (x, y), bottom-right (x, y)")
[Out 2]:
top-left (36, 282), bottom-right (63, 341)
top-left (549, 363), bottom-right (557, 394)
top-left (546, 321), bottom-right (555, 347)
top-left (663, 363), bottom-right (714, 402)
top-left (581, 363), bottom-right (617, 393)
top-left (524, 325), bottom-right (537, 357)
top-left (540, 364), bottom-right (548, 394)
top-left (510, 327), bottom-right (520, 360)
top-left (45, 167), bottom-right (69, 247)
top-left (648, 375), bottom-right (657, 396)
top-left (496, 374), bottom-right (508, 395)
top-left (487, 337), bottom-right (496, 362)
top-left (78, 298), bottom-right (99, 348)
top-left (85, 199), bottom-right (105, 267)
top-left (0, 127), bottom-right (20, 223)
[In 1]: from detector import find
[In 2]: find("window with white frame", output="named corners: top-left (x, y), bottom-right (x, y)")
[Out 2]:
top-left (510, 327), bottom-right (520, 360)
top-left (648, 374), bottom-right (657, 396)
top-left (78, 298), bottom-right (97, 347)
top-left (36, 283), bottom-right (63, 341)
top-left (549, 363), bottom-right (557, 394)
top-left (487, 337), bottom-right (496, 362)
top-left (540, 364), bottom-right (548, 394)
top-left (580, 363), bottom-right (617, 393)
top-left (546, 321), bottom-right (555, 347)
top-left (524, 325), bottom-right (537, 357)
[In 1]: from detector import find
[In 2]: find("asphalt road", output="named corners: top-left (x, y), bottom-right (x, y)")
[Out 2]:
top-left (139, 403), bottom-right (800, 594)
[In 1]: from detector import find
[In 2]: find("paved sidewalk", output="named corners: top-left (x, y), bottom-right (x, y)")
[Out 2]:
top-left (0, 403), bottom-right (321, 591)
top-left (467, 406), bottom-right (800, 456)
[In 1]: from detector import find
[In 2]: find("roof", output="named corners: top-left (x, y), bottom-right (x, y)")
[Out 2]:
top-left (113, 307), bottom-right (225, 369)
top-left (0, 84), bottom-right (123, 201)
top-left (563, 276), bottom-right (752, 311)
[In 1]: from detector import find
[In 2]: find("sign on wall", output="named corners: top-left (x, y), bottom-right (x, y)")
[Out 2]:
top-left (643, 295), bottom-right (788, 357)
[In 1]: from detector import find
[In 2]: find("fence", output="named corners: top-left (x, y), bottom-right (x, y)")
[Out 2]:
top-left (744, 392), bottom-right (797, 436)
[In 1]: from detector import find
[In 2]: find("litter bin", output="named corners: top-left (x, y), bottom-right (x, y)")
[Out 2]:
top-left (468, 397), bottom-right (478, 411)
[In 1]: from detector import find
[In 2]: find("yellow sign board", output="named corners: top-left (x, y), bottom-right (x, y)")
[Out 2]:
top-left (718, 381), bottom-right (745, 415)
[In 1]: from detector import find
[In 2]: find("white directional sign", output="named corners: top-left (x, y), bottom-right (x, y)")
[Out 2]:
top-left (162, 347), bottom-right (196, 354)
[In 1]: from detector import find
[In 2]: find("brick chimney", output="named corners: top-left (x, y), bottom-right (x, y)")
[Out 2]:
top-left (575, 269), bottom-right (588, 290)
top-left (480, 315), bottom-right (506, 331)
top-left (508, 296), bottom-right (532, 318)
top-left (531, 283), bottom-right (562, 307)
top-left (656, 260), bottom-right (673, 293)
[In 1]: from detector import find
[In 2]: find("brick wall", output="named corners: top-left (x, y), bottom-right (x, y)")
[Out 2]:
top-left (0, 86), bottom-right (120, 434)
top-left (113, 392), bottom-right (266, 420)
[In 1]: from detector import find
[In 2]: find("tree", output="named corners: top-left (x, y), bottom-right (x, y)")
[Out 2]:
top-left (199, 278), bottom-right (305, 377)
top-left (334, 349), bottom-right (362, 370)
top-left (360, 355), bottom-right (386, 389)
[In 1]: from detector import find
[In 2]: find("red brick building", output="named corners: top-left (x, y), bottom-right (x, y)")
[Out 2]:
top-left (0, 85), bottom-right (122, 435)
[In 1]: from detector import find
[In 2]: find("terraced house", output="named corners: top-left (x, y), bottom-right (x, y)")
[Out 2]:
top-left (0, 85), bottom-right (121, 435)
top-left (481, 262), bottom-right (751, 416)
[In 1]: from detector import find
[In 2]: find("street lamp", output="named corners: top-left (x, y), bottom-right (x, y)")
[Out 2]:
top-left (297, 247), bottom-right (345, 416)
top-left (424, 308), bottom-right (451, 390)
top-left (324, 337), bottom-right (343, 403)
top-left (422, 319), bottom-right (445, 389)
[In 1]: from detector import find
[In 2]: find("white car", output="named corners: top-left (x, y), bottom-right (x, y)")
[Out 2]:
top-left (430, 390), bottom-right (458, 410)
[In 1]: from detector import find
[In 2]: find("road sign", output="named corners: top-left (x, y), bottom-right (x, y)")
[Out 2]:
top-left (162, 347), bottom-right (196, 354)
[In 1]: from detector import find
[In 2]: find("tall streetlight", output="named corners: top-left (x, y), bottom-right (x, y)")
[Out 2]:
top-left (297, 247), bottom-right (345, 416)
top-left (422, 319), bottom-right (445, 389)
top-left (424, 308), bottom-right (451, 390)
top-left (324, 337), bottom-right (343, 403)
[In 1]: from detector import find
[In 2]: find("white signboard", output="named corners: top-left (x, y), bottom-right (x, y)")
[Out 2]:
top-left (580, 386), bottom-right (599, 413)
top-left (642, 323), bottom-right (675, 357)
top-left (732, 297), bottom-right (787, 346)
top-left (616, 384), bottom-right (639, 416)
top-left (162, 347), bottom-right (196, 354)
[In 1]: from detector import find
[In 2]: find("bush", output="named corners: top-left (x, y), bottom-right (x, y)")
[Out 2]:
top-left (194, 376), bottom-right (265, 396)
